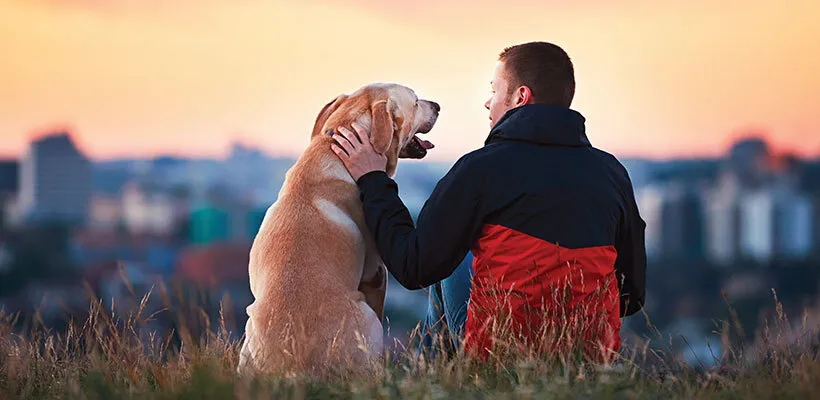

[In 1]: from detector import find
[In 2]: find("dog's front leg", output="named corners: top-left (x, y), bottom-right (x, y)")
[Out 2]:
top-left (358, 262), bottom-right (387, 322)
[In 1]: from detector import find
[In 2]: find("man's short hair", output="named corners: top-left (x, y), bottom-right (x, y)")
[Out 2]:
top-left (498, 42), bottom-right (575, 107)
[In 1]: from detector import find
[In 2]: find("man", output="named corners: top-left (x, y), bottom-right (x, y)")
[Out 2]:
top-left (330, 41), bottom-right (646, 361)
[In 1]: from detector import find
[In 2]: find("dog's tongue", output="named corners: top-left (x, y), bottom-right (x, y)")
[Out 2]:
top-left (416, 137), bottom-right (435, 149)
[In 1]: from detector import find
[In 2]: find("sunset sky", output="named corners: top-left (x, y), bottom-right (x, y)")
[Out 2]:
top-left (1, 0), bottom-right (819, 162)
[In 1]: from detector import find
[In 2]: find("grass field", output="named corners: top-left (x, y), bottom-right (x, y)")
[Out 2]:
top-left (1, 285), bottom-right (819, 399)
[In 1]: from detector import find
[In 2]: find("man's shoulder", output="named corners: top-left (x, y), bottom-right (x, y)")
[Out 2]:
top-left (587, 147), bottom-right (637, 191)
top-left (459, 142), bottom-right (509, 165)
top-left (448, 145), bottom-right (496, 169)
top-left (588, 146), bottom-right (619, 162)
top-left (436, 146), bottom-right (498, 184)
top-left (589, 147), bottom-right (630, 173)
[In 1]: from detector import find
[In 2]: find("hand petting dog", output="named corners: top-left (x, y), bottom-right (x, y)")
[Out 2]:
top-left (331, 122), bottom-right (388, 182)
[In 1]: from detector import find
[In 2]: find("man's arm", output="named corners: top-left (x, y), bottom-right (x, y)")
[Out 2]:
top-left (356, 156), bottom-right (484, 289)
top-left (614, 173), bottom-right (647, 317)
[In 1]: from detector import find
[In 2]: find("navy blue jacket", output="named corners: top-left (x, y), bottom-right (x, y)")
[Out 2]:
top-left (356, 104), bottom-right (647, 331)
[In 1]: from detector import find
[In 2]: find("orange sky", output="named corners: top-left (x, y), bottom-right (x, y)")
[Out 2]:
top-left (1, 0), bottom-right (819, 161)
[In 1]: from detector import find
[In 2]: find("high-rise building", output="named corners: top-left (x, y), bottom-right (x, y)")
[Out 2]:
top-left (636, 185), bottom-right (663, 260)
top-left (739, 187), bottom-right (813, 263)
top-left (774, 192), bottom-right (813, 259)
top-left (13, 132), bottom-right (92, 226)
top-left (703, 171), bottom-right (742, 266)
top-left (739, 190), bottom-right (775, 263)
top-left (636, 182), bottom-right (704, 261)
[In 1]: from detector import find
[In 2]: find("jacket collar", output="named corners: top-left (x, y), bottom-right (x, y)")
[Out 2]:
top-left (484, 104), bottom-right (591, 147)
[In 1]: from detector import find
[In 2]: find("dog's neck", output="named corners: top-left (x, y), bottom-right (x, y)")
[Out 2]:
top-left (323, 114), bottom-right (373, 140)
top-left (310, 115), bottom-right (397, 182)
top-left (319, 151), bottom-right (357, 185)
top-left (295, 137), bottom-right (358, 186)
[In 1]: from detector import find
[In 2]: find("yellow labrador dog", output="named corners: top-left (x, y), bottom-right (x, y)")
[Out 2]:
top-left (238, 83), bottom-right (439, 377)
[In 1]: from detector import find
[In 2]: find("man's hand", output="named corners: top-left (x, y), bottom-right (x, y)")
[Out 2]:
top-left (331, 122), bottom-right (388, 182)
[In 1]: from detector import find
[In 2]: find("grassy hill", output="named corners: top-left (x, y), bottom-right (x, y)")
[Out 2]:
top-left (2, 288), bottom-right (819, 400)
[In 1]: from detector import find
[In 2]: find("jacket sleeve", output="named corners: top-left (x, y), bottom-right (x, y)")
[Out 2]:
top-left (355, 156), bottom-right (484, 290)
top-left (614, 171), bottom-right (647, 317)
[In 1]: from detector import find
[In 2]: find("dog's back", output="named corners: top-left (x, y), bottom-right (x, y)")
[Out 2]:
top-left (238, 144), bottom-right (382, 377)
top-left (237, 82), bottom-right (439, 378)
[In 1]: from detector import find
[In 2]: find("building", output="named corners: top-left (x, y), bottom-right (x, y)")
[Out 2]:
top-left (88, 194), bottom-right (123, 231)
top-left (11, 132), bottom-right (92, 226)
top-left (189, 205), bottom-right (231, 245)
top-left (0, 160), bottom-right (19, 228)
top-left (188, 183), bottom-right (262, 245)
top-left (121, 181), bottom-right (179, 236)
top-left (636, 182), bottom-right (704, 261)
top-left (188, 203), bottom-right (266, 245)
top-left (703, 171), bottom-right (742, 266)
top-left (636, 185), bottom-right (663, 260)
top-left (727, 136), bottom-right (770, 188)
top-left (795, 161), bottom-right (820, 259)
top-left (739, 190), bottom-right (775, 263)
top-left (739, 187), bottom-right (814, 263)
top-left (774, 192), bottom-right (813, 259)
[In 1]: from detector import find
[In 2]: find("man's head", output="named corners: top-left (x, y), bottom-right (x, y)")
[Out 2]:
top-left (484, 41), bottom-right (576, 128)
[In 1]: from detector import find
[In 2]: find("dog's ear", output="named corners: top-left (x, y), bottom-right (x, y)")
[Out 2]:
top-left (311, 94), bottom-right (348, 138)
top-left (370, 99), bottom-right (394, 154)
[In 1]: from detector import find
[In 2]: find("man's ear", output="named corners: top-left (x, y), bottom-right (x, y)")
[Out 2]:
top-left (515, 85), bottom-right (534, 106)
top-left (311, 94), bottom-right (348, 138)
top-left (370, 99), bottom-right (395, 154)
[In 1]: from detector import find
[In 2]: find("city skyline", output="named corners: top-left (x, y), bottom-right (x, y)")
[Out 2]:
top-left (2, 0), bottom-right (820, 161)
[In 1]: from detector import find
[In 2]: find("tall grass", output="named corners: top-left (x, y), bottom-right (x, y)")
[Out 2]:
top-left (1, 275), bottom-right (820, 399)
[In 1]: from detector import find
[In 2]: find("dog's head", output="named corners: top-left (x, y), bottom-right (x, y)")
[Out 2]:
top-left (312, 83), bottom-right (440, 176)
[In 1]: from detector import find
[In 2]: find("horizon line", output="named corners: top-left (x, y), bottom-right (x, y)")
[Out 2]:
top-left (1, 128), bottom-right (817, 163)
top-left (1, 148), bottom-right (817, 164)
